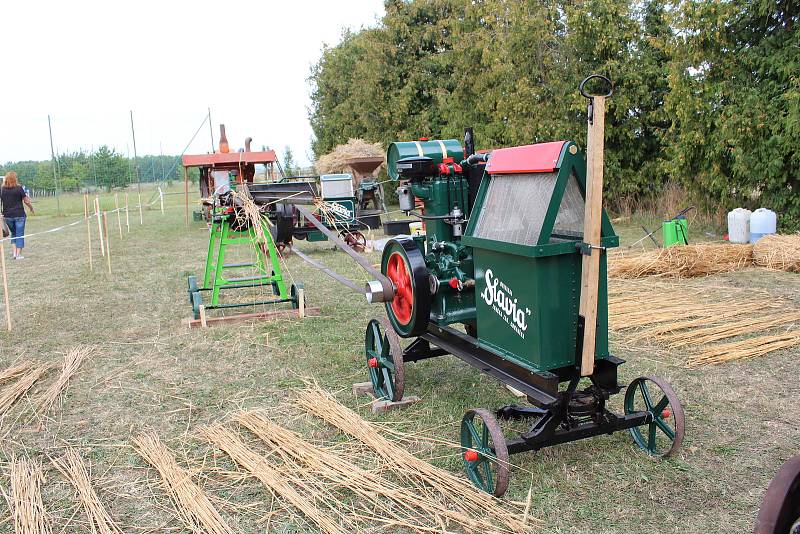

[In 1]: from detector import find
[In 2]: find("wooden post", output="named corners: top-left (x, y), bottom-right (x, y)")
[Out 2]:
top-left (103, 212), bottom-right (112, 274)
top-left (298, 288), bottom-right (306, 319)
top-left (199, 305), bottom-right (207, 328)
top-left (95, 196), bottom-right (105, 257)
top-left (0, 239), bottom-right (11, 331)
top-left (114, 193), bottom-right (123, 239)
top-left (137, 191), bottom-right (143, 225)
top-left (83, 194), bottom-right (93, 271)
top-left (125, 193), bottom-right (130, 233)
top-left (158, 186), bottom-right (165, 215)
top-left (183, 166), bottom-right (190, 228)
top-left (579, 95), bottom-right (606, 377)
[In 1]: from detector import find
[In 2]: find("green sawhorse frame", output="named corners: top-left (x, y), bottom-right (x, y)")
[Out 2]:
top-left (187, 211), bottom-right (301, 320)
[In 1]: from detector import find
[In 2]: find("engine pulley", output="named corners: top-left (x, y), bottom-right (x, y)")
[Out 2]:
top-left (381, 238), bottom-right (430, 337)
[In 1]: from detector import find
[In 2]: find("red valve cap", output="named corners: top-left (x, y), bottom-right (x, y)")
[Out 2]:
top-left (661, 408), bottom-right (671, 418)
top-left (464, 449), bottom-right (479, 462)
top-left (368, 357), bottom-right (379, 368)
top-left (448, 278), bottom-right (460, 289)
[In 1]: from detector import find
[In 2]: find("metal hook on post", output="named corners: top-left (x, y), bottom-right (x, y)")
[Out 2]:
top-left (579, 74), bottom-right (613, 125)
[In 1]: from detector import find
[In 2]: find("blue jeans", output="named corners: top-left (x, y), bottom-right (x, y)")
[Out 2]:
top-left (5, 217), bottom-right (26, 249)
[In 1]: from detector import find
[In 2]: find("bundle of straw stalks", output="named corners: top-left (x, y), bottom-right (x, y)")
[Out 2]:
top-left (235, 410), bottom-right (520, 533)
top-left (0, 365), bottom-right (49, 418)
top-left (0, 362), bottom-right (33, 384)
top-left (200, 425), bottom-right (344, 534)
top-left (36, 346), bottom-right (93, 416)
top-left (50, 449), bottom-right (122, 534)
top-left (686, 332), bottom-right (800, 367)
top-left (7, 457), bottom-right (52, 534)
top-left (132, 432), bottom-right (236, 534)
top-left (608, 243), bottom-right (753, 278)
top-left (753, 234), bottom-right (800, 272)
top-left (315, 138), bottom-right (384, 175)
top-left (295, 384), bottom-right (533, 534)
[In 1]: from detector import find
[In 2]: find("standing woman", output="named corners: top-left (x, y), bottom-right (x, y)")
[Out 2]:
top-left (0, 172), bottom-right (35, 259)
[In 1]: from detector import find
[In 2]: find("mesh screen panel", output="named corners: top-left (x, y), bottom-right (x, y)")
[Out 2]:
top-left (552, 172), bottom-right (585, 240)
top-left (472, 172), bottom-right (558, 246)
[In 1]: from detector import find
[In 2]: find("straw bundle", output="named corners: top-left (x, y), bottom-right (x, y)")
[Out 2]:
top-left (0, 365), bottom-right (49, 417)
top-left (316, 139), bottom-right (384, 175)
top-left (51, 449), bottom-right (122, 534)
top-left (753, 234), bottom-right (800, 272)
top-left (687, 332), bottom-right (799, 367)
top-left (0, 362), bottom-right (33, 384)
top-left (235, 410), bottom-right (518, 533)
top-left (609, 243), bottom-right (753, 278)
top-left (36, 347), bottom-right (93, 416)
top-left (295, 384), bottom-right (532, 534)
top-left (8, 457), bottom-right (52, 534)
top-left (200, 425), bottom-right (344, 534)
top-left (132, 432), bottom-right (236, 534)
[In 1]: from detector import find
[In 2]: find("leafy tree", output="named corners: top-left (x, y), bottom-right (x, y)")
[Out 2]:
top-left (282, 146), bottom-right (298, 177)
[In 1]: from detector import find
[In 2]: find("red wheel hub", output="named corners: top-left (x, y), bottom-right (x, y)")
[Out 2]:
top-left (464, 449), bottom-right (479, 462)
top-left (386, 252), bottom-right (413, 325)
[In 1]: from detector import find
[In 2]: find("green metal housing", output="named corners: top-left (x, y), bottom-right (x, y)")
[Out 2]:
top-left (387, 139), bottom-right (464, 180)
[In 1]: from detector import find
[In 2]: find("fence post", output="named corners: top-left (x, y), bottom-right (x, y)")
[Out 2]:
top-left (158, 186), bottom-right (165, 215)
top-left (138, 191), bottom-right (143, 225)
top-left (0, 239), bottom-right (11, 332)
top-left (125, 193), bottom-right (130, 233)
top-left (84, 194), bottom-right (93, 271)
top-left (95, 196), bottom-right (105, 257)
top-left (103, 212), bottom-right (112, 274)
top-left (114, 193), bottom-right (123, 239)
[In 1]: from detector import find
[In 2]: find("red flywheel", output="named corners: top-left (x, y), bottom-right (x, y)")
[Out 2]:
top-left (381, 237), bottom-right (430, 337)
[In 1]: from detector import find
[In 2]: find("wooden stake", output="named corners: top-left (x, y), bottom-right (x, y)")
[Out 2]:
top-left (199, 305), bottom-right (207, 328)
top-left (103, 212), bottom-right (112, 274)
top-left (0, 239), bottom-right (11, 331)
top-left (137, 192), bottom-right (143, 225)
top-left (158, 186), bottom-right (165, 215)
top-left (83, 195), bottom-right (93, 271)
top-left (298, 288), bottom-right (306, 319)
top-left (95, 196), bottom-right (105, 257)
top-left (125, 193), bottom-right (130, 233)
top-left (579, 95), bottom-right (606, 377)
top-left (114, 193), bottom-right (123, 238)
top-left (183, 167), bottom-right (190, 228)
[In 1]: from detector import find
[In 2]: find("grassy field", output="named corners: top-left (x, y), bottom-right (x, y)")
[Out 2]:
top-left (0, 184), bottom-right (797, 532)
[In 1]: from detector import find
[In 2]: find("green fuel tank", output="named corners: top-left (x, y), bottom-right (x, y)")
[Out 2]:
top-left (387, 139), bottom-right (464, 180)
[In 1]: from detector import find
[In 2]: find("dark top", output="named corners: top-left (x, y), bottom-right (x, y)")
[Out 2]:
top-left (0, 186), bottom-right (27, 218)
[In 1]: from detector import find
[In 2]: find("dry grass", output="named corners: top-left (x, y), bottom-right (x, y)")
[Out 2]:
top-left (200, 424), bottom-right (345, 534)
top-left (609, 243), bottom-right (753, 278)
top-left (5, 457), bottom-right (52, 534)
top-left (132, 432), bottom-right (236, 534)
top-left (296, 383), bottom-right (534, 534)
top-left (0, 365), bottom-right (49, 418)
top-left (50, 449), bottom-right (122, 534)
top-left (35, 346), bottom-right (93, 416)
top-left (315, 138), bottom-right (384, 176)
top-left (0, 362), bottom-right (33, 384)
top-left (753, 234), bottom-right (800, 272)
top-left (687, 332), bottom-right (800, 366)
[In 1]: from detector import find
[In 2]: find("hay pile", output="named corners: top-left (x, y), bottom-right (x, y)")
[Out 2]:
top-left (36, 346), bottom-right (93, 416)
top-left (753, 234), bottom-right (800, 272)
top-left (0, 365), bottom-right (49, 418)
top-left (8, 457), bottom-right (52, 534)
top-left (315, 138), bottom-right (384, 175)
top-left (609, 243), bottom-right (753, 278)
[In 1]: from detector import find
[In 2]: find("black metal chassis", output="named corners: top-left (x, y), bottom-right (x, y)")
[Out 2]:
top-left (403, 322), bottom-right (652, 456)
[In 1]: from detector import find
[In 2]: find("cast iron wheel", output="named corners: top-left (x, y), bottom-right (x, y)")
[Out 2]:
top-left (364, 318), bottom-right (404, 401)
top-left (756, 455), bottom-right (800, 534)
top-left (624, 375), bottom-right (685, 457)
top-left (190, 291), bottom-right (202, 320)
top-left (460, 408), bottom-right (510, 497)
top-left (187, 276), bottom-right (198, 303)
top-left (290, 283), bottom-right (304, 309)
top-left (340, 230), bottom-right (367, 253)
top-left (381, 238), bottom-right (430, 338)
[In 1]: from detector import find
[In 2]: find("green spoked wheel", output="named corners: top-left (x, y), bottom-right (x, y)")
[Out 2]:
top-left (187, 276), bottom-right (198, 303)
top-left (460, 408), bottom-right (510, 497)
top-left (364, 318), bottom-right (404, 402)
top-left (190, 291), bottom-right (203, 320)
top-left (624, 375), bottom-right (685, 457)
top-left (381, 238), bottom-right (430, 338)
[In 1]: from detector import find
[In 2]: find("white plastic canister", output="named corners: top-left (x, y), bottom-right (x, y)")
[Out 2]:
top-left (727, 208), bottom-right (751, 244)
top-left (749, 208), bottom-right (777, 243)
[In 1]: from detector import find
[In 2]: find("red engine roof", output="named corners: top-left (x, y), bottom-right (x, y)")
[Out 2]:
top-left (182, 150), bottom-right (278, 168)
top-left (486, 141), bottom-right (567, 174)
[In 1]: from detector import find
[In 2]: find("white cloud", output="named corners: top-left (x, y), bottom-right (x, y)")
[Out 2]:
top-left (0, 0), bottom-right (384, 165)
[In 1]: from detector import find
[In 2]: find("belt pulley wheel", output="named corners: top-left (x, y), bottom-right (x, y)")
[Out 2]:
top-left (460, 408), bottom-right (510, 497)
top-left (624, 375), bottom-right (685, 457)
top-left (364, 317), bottom-right (404, 402)
top-left (381, 238), bottom-right (430, 338)
top-left (340, 230), bottom-right (366, 253)
top-left (756, 455), bottom-right (800, 534)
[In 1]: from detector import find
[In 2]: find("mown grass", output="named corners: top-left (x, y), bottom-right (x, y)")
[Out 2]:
top-left (0, 184), bottom-right (796, 532)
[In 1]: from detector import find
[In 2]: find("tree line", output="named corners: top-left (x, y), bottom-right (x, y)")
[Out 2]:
top-left (309, 0), bottom-right (799, 228)
top-left (1, 147), bottom-right (185, 192)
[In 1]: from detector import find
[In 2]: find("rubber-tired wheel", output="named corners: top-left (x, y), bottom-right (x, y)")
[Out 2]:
top-left (187, 276), bottom-right (198, 303)
top-left (624, 375), bottom-right (685, 457)
top-left (340, 230), bottom-right (367, 253)
top-left (381, 238), bottom-right (430, 338)
top-left (756, 455), bottom-right (800, 534)
top-left (364, 317), bottom-right (404, 402)
top-left (190, 291), bottom-right (202, 320)
top-left (290, 283), bottom-right (304, 309)
top-left (461, 408), bottom-right (510, 497)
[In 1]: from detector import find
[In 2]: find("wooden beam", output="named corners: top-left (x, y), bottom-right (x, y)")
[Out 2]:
top-left (182, 307), bottom-right (321, 329)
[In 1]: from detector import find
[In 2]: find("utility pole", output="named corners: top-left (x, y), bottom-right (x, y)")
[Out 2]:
top-left (208, 107), bottom-right (214, 152)
top-left (47, 115), bottom-right (62, 215)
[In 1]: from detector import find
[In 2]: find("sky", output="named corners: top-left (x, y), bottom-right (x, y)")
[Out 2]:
top-left (0, 0), bottom-right (384, 166)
